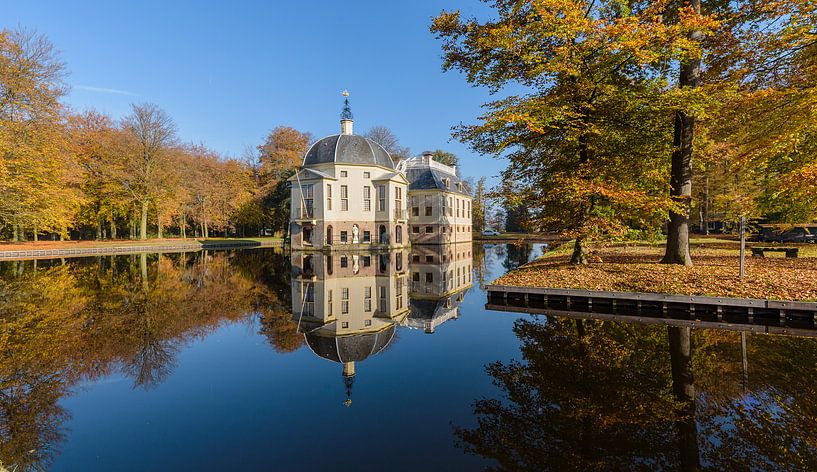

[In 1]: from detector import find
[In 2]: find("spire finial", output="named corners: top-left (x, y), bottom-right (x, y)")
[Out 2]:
top-left (340, 90), bottom-right (353, 135)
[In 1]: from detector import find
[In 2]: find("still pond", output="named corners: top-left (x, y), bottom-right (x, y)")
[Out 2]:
top-left (1, 243), bottom-right (816, 471)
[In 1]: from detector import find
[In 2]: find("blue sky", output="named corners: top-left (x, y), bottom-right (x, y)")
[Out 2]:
top-left (3, 0), bottom-right (508, 184)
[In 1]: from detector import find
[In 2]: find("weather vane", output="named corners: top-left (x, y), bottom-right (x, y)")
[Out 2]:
top-left (342, 89), bottom-right (349, 97)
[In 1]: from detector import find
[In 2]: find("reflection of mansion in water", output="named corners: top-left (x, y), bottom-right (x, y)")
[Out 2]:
top-left (290, 243), bottom-right (473, 405)
top-left (289, 93), bottom-right (472, 250)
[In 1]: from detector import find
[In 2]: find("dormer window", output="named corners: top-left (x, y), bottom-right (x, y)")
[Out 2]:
top-left (444, 178), bottom-right (450, 189)
top-left (457, 183), bottom-right (462, 192)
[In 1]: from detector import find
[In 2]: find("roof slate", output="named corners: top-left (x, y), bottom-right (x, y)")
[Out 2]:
top-left (303, 134), bottom-right (394, 169)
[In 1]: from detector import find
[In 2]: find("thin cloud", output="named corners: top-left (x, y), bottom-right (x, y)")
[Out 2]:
top-left (74, 84), bottom-right (139, 96)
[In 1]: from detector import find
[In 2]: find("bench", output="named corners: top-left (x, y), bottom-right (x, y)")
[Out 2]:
top-left (750, 247), bottom-right (799, 258)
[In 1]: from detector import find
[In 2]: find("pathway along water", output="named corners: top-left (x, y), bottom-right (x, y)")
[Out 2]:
top-left (0, 243), bottom-right (816, 470)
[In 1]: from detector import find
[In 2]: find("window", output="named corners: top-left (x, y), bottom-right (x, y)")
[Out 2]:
top-left (441, 226), bottom-right (446, 233)
top-left (342, 321), bottom-right (349, 328)
top-left (363, 186), bottom-right (371, 211)
top-left (328, 289), bottom-right (333, 316)
top-left (326, 184), bottom-right (332, 211)
top-left (364, 171), bottom-right (370, 178)
top-left (341, 185), bottom-right (348, 211)
top-left (363, 231), bottom-right (371, 243)
top-left (396, 277), bottom-right (404, 309)
top-left (380, 286), bottom-right (387, 312)
top-left (363, 255), bottom-right (371, 267)
top-left (457, 199), bottom-right (461, 217)
top-left (396, 225), bottom-right (402, 243)
top-left (412, 272), bottom-right (420, 281)
top-left (425, 255), bottom-right (434, 263)
top-left (444, 178), bottom-right (450, 189)
top-left (365, 319), bottom-right (372, 327)
top-left (340, 231), bottom-right (348, 243)
top-left (378, 185), bottom-right (386, 211)
top-left (425, 206), bottom-right (432, 216)
top-left (395, 187), bottom-right (402, 216)
top-left (340, 170), bottom-right (348, 178)
top-left (467, 201), bottom-right (471, 218)
top-left (425, 226), bottom-right (433, 233)
top-left (412, 226), bottom-right (420, 234)
top-left (342, 288), bottom-right (349, 314)
top-left (425, 272), bottom-right (433, 283)
top-left (340, 256), bottom-right (348, 268)
top-left (448, 197), bottom-right (453, 216)
top-left (412, 207), bottom-right (419, 217)
top-left (365, 286), bottom-right (372, 312)
top-left (301, 184), bottom-right (313, 217)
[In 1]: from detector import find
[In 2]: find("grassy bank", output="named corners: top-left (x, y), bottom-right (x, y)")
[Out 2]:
top-left (494, 239), bottom-right (817, 301)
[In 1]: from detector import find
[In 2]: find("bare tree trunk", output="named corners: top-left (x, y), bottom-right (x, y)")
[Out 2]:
top-left (12, 223), bottom-right (18, 242)
top-left (140, 201), bottom-right (149, 240)
top-left (663, 0), bottom-right (701, 267)
top-left (33, 226), bottom-right (38, 242)
top-left (111, 218), bottom-right (117, 240)
top-left (181, 215), bottom-right (186, 239)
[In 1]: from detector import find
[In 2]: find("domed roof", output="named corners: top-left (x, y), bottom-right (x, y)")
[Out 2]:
top-left (303, 134), bottom-right (394, 169)
top-left (304, 324), bottom-right (396, 364)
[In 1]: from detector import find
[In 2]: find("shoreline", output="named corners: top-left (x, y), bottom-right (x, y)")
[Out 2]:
top-left (0, 238), bottom-right (283, 261)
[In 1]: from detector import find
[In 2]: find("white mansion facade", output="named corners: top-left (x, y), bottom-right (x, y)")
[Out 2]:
top-left (289, 95), bottom-right (472, 250)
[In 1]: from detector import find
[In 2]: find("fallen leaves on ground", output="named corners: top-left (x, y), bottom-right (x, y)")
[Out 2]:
top-left (494, 246), bottom-right (817, 301)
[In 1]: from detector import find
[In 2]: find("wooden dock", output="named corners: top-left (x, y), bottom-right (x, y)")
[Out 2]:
top-left (486, 285), bottom-right (817, 337)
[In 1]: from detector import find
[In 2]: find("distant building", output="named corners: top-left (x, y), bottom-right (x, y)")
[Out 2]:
top-left (399, 152), bottom-right (472, 245)
top-left (289, 92), bottom-right (410, 250)
top-left (289, 93), bottom-right (472, 250)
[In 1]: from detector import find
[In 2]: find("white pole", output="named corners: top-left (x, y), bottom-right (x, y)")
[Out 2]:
top-left (739, 215), bottom-right (746, 279)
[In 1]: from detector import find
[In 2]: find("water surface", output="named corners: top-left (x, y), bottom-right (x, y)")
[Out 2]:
top-left (1, 243), bottom-right (815, 471)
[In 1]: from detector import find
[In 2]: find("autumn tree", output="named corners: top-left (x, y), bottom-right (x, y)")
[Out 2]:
top-left (255, 126), bottom-right (312, 236)
top-left (69, 110), bottom-right (131, 239)
top-left (119, 103), bottom-right (178, 240)
top-left (472, 177), bottom-right (487, 232)
top-left (432, 1), bottom-right (701, 263)
top-left (0, 28), bottom-right (82, 240)
top-left (701, 4), bottom-right (817, 226)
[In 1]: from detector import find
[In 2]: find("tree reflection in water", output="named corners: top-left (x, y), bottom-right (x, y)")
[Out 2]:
top-left (0, 248), bottom-right (292, 470)
top-left (456, 317), bottom-right (817, 471)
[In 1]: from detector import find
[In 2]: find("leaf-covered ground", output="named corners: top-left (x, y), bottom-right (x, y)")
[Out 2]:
top-left (494, 243), bottom-right (817, 301)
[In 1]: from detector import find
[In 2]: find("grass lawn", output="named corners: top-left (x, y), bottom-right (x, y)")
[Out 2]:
top-left (493, 238), bottom-right (817, 301)
top-left (0, 237), bottom-right (283, 252)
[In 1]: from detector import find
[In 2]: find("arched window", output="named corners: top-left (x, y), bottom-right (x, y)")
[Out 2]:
top-left (326, 225), bottom-right (333, 245)
top-left (379, 225), bottom-right (387, 244)
top-left (395, 225), bottom-right (402, 244)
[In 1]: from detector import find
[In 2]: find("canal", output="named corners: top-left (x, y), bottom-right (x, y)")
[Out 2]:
top-left (1, 243), bottom-right (815, 470)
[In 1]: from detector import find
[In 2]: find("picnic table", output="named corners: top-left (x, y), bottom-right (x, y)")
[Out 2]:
top-left (750, 247), bottom-right (799, 258)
